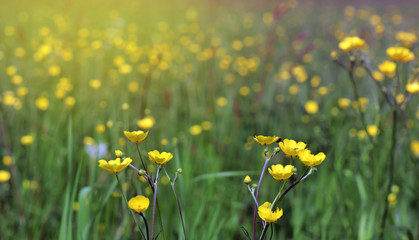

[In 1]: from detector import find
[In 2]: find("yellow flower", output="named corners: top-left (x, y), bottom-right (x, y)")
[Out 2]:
top-left (406, 81), bottom-right (419, 94)
top-left (378, 60), bottom-right (397, 77)
top-left (278, 139), bottom-right (306, 158)
top-left (98, 157), bottom-right (132, 174)
top-left (128, 195), bottom-right (150, 213)
top-left (268, 164), bottom-right (294, 181)
top-left (124, 130), bottom-right (149, 143)
top-left (338, 98), bottom-right (351, 110)
top-left (21, 135), bottom-right (34, 145)
top-left (35, 96), bottom-right (49, 111)
top-left (396, 31), bottom-right (417, 48)
top-left (253, 135), bottom-right (280, 146)
top-left (137, 116), bottom-right (155, 130)
top-left (0, 170), bottom-right (11, 182)
top-left (189, 125), bottom-right (202, 135)
top-left (2, 155), bottom-right (13, 166)
top-left (411, 140), bottom-right (419, 156)
top-left (305, 100), bottom-right (319, 114)
top-left (386, 47), bottom-right (414, 62)
top-left (148, 150), bottom-right (173, 165)
top-left (298, 149), bottom-right (326, 167)
top-left (243, 175), bottom-right (252, 184)
top-left (338, 36), bottom-right (366, 51)
top-left (258, 202), bottom-right (283, 223)
top-left (367, 125), bottom-right (379, 137)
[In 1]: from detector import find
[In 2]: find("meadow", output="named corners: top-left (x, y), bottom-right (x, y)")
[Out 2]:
top-left (0, 0), bottom-right (418, 239)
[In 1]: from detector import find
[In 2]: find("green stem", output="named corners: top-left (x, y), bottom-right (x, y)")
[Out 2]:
top-left (347, 70), bottom-right (375, 145)
top-left (379, 109), bottom-right (398, 239)
top-left (136, 143), bottom-right (147, 171)
top-left (115, 174), bottom-right (146, 240)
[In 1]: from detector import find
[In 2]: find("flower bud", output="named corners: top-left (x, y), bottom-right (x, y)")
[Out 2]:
top-left (349, 56), bottom-right (356, 63)
top-left (243, 175), bottom-right (251, 184)
top-left (177, 168), bottom-right (183, 174)
top-left (312, 167), bottom-right (318, 172)
top-left (115, 150), bottom-right (124, 158)
top-left (274, 147), bottom-right (280, 154)
top-left (252, 183), bottom-right (257, 189)
top-left (138, 169), bottom-right (146, 176)
top-left (292, 167), bottom-right (297, 173)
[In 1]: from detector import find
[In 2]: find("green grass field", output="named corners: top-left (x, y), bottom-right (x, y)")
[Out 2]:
top-left (1, 0), bottom-right (418, 239)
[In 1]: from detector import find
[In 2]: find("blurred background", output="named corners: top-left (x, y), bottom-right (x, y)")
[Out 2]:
top-left (0, 0), bottom-right (418, 239)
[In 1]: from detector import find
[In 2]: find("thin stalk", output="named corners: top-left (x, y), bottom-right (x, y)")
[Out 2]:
top-left (172, 182), bottom-right (187, 239)
top-left (139, 213), bottom-right (150, 240)
top-left (115, 175), bottom-right (146, 240)
top-left (347, 70), bottom-right (375, 145)
top-left (151, 166), bottom-right (161, 239)
top-left (136, 144), bottom-right (147, 171)
top-left (270, 181), bottom-right (287, 211)
top-left (260, 168), bottom-right (313, 239)
top-left (379, 109), bottom-right (398, 239)
top-left (253, 153), bottom-right (270, 240)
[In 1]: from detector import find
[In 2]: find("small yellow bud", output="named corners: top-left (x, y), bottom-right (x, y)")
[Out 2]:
top-left (312, 167), bottom-right (318, 172)
top-left (243, 175), bottom-right (252, 184)
top-left (115, 150), bottom-right (124, 158)
top-left (252, 183), bottom-right (257, 189)
top-left (292, 168), bottom-right (297, 173)
top-left (138, 169), bottom-right (146, 176)
top-left (177, 168), bottom-right (183, 174)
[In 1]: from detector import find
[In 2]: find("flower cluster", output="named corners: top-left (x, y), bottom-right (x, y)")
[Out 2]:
top-left (245, 135), bottom-right (326, 238)
top-left (97, 129), bottom-right (184, 239)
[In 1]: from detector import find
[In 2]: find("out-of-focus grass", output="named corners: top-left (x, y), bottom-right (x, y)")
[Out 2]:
top-left (0, 0), bottom-right (418, 239)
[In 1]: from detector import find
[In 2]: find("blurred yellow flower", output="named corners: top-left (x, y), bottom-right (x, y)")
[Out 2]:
top-left (64, 96), bottom-right (76, 109)
top-left (279, 139), bottom-right (306, 158)
top-left (11, 75), bottom-right (23, 85)
top-left (378, 60), bottom-right (396, 77)
top-left (305, 100), bottom-right (319, 114)
top-left (406, 81), bottom-right (419, 94)
top-left (366, 125), bottom-right (379, 137)
top-left (89, 80), bottom-right (101, 89)
top-left (0, 170), bottom-right (11, 182)
top-left (137, 116), bottom-right (155, 130)
top-left (216, 97), bottom-right (228, 107)
top-left (148, 150), bottom-right (173, 165)
top-left (386, 47), bottom-right (414, 62)
top-left (96, 124), bottom-right (105, 133)
top-left (35, 96), bottom-right (49, 111)
top-left (3, 91), bottom-right (16, 106)
top-left (411, 140), bottom-right (419, 156)
top-left (48, 65), bottom-right (61, 76)
top-left (98, 158), bottom-right (132, 174)
top-left (338, 36), bottom-right (366, 51)
top-left (338, 98), bottom-right (351, 109)
top-left (128, 195), bottom-right (150, 213)
top-left (83, 136), bottom-right (94, 145)
top-left (258, 202), bottom-right (283, 223)
top-left (298, 149), bottom-right (326, 167)
top-left (2, 155), bottom-right (13, 166)
top-left (372, 71), bottom-right (384, 82)
top-left (124, 130), bottom-right (149, 143)
top-left (253, 135), bottom-right (280, 146)
top-left (387, 193), bottom-right (397, 207)
top-left (189, 125), bottom-right (202, 135)
top-left (396, 31), bottom-right (417, 48)
top-left (268, 164), bottom-right (294, 181)
top-left (201, 121), bottom-right (212, 131)
top-left (6, 66), bottom-right (17, 76)
top-left (21, 135), bottom-right (34, 145)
